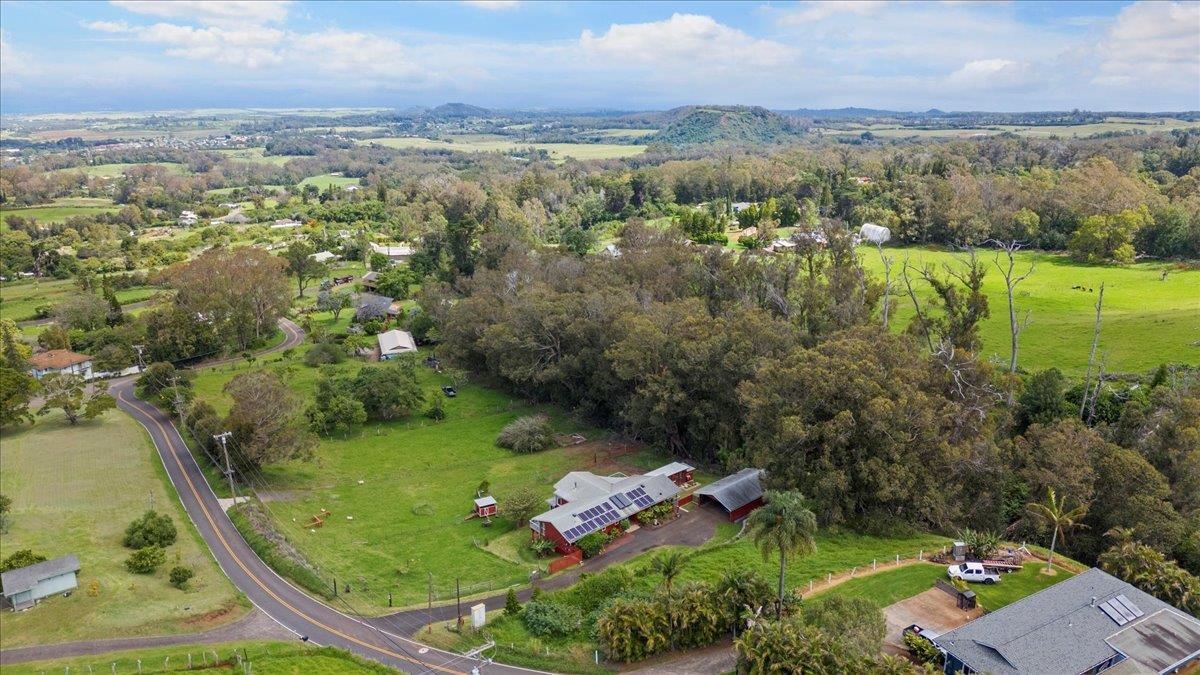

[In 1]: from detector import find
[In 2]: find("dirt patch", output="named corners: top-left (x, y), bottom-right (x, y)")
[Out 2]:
top-left (182, 600), bottom-right (240, 627)
top-left (237, 501), bottom-right (321, 575)
top-left (882, 587), bottom-right (983, 655)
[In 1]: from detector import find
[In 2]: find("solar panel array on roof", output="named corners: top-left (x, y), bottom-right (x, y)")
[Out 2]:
top-left (1099, 594), bottom-right (1144, 626)
top-left (627, 486), bottom-right (655, 508)
top-left (562, 502), bottom-right (620, 541)
top-left (610, 492), bottom-right (631, 509)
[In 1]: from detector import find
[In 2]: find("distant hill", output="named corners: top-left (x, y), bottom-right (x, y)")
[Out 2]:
top-left (649, 106), bottom-right (802, 147)
top-left (425, 102), bottom-right (492, 118)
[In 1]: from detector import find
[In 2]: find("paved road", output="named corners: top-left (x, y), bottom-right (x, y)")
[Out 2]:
top-left (103, 379), bottom-right (539, 675)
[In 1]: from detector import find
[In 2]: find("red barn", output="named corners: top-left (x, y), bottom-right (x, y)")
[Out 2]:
top-left (474, 496), bottom-right (497, 518)
top-left (695, 468), bottom-right (765, 522)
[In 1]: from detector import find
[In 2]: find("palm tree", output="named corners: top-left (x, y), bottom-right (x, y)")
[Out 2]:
top-left (650, 550), bottom-right (688, 594)
top-left (1025, 487), bottom-right (1088, 573)
top-left (650, 550), bottom-right (689, 650)
top-left (746, 490), bottom-right (817, 619)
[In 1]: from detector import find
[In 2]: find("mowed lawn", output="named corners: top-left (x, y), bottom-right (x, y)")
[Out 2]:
top-left (0, 411), bottom-right (245, 648)
top-left (0, 198), bottom-right (120, 226)
top-left (51, 162), bottom-right (190, 179)
top-left (826, 561), bottom-right (1072, 610)
top-left (187, 338), bottom-right (611, 610)
top-left (5, 641), bottom-right (391, 675)
top-left (860, 247), bottom-right (1200, 375)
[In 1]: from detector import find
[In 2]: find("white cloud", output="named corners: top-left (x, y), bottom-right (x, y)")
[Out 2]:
top-left (1092, 1), bottom-right (1200, 89)
top-left (1, 31), bottom-right (37, 77)
top-left (110, 1), bottom-right (291, 27)
top-left (83, 20), bottom-right (133, 33)
top-left (580, 13), bottom-right (795, 69)
top-left (946, 59), bottom-right (1032, 89)
top-left (291, 29), bottom-right (419, 80)
top-left (778, 1), bottom-right (887, 25)
top-left (461, 1), bottom-right (520, 10)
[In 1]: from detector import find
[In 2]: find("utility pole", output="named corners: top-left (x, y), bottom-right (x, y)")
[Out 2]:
top-left (170, 373), bottom-right (187, 429)
top-left (213, 431), bottom-right (237, 502)
top-left (133, 344), bottom-right (146, 370)
top-left (456, 577), bottom-right (463, 630)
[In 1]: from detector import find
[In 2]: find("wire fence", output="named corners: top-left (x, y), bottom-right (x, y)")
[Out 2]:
top-left (9, 645), bottom-right (275, 675)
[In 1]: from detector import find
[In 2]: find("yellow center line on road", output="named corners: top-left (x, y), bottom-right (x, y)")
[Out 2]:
top-left (116, 389), bottom-right (461, 674)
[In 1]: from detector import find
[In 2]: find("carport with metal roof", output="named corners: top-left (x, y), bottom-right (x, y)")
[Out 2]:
top-left (694, 468), bottom-right (765, 522)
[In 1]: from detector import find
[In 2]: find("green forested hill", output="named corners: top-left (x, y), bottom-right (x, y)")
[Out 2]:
top-left (650, 105), bottom-right (802, 147)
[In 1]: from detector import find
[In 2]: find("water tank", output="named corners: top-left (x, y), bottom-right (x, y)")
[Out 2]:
top-left (860, 223), bottom-right (891, 244)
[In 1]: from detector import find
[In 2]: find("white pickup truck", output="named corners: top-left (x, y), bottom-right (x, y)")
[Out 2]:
top-left (947, 562), bottom-right (1001, 584)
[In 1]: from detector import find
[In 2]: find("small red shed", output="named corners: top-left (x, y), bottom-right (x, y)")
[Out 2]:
top-left (474, 496), bottom-right (497, 518)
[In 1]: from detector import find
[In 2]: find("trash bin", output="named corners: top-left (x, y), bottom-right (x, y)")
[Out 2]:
top-left (958, 590), bottom-right (977, 610)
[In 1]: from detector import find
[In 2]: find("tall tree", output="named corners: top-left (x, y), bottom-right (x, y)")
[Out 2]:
top-left (746, 490), bottom-right (817, 619)
top-left (281, 242), bottom-right (327, 298)
top-left (167, 247), bottom-right (291, 351)
top-left (0, 367), bottom-right (38, 428)
top-left (37, 372), bottom-right (114, 424)
top-left (223, 370), bottom-right (314, 470)
top-left (1025, 487), bottom-right (1089, 572)
top-left (990, 240), bottom-right (1035, 400)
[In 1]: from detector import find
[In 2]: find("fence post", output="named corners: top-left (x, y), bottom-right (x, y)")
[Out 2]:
top-left (827, 573), bottom-right (832, 584)
top-left (809, 579), bottom-right (813, 594)
top-left (851, 566), bottom-right (857, 577)
top-left (873, 559), bottom-right (877, 571)
top-left (136, 660), bottom-right (141, 674)
top-left (896, 554), bottom-right (900, 564)
top-left (920, 550), bottom-right (923, 561)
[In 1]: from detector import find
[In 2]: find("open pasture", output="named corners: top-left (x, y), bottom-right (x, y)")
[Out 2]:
top-left (861, 246), bottom-right (1200, 376)
top-left (1, 198), bottom-right (120, 226)
top-left (362, 135), bottom-right (647, 161)
top-left (0, 411), bottom-right (244, 648)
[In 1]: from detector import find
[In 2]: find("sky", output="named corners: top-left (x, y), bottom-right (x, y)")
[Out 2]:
top-left (1, 0), bottom-right (1198, 114)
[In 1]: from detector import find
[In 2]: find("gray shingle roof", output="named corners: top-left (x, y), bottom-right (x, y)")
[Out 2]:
top-left (933, 568), bottom-right (1200, 675)
top-left (645, 462), bottom-right (695, 478)
top-left (695, 468), bottom-right (764, 512)
top-left (1, 554), bottom-right (80, 596)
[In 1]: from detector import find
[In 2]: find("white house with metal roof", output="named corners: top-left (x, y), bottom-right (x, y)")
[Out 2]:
top-left (1, 554), bottom-right (80, 610)
top-left (376, 329), bottom-right (417, 360)
top-left (934, 567), bottom-right (1200, 675)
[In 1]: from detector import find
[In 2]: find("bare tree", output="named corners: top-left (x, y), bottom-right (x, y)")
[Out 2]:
top-left (900, 257), bottom-right (935, 352)
top-left (876, 242), bottom-right (894, 330)
top-left (1079, 283), bottom-right (1105, 422)
top-left (988, 239), bottom-right (1035, 403)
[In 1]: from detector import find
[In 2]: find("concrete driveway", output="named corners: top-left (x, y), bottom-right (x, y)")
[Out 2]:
top-left (883, 587), bottom-right (984, 655)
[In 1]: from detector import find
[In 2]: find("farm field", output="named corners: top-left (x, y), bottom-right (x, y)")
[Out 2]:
top-left (817, 117), bottom-right (1200, 139)
top-left (0, 277), bottom-right (159, 322)
top-left (297, 173), bottom-right (363, 190)
top-left (205, 185), bottom-right (288, 197)
top-left (860, 246), bottom-right (1200, 376)
top-left (825, 561), bottom-right (1072, 610)
top-left (0, 410), bottom-right (246, 648)
top-left (362, 136), bottom-right (647, 161)
top-left (186, 323), bottom-right (619, 610)
top-left (51, 162), bottom-right (189, 178)
top-left (213, 147), bottom-right (298, 167)
top-left (4, 641), bottom-right (391, 675)
top-left (0, 198), bottom-right (120, 226)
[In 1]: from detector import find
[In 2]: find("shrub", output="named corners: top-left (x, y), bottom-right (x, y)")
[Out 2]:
top-left (576, 532), bottom-right (607, 559)
top-left (125, 546), bottom-right (166, 574)
top-left (169, 565), bottom-right (195, 589)
top-left (505, 587), bottom-right (521, 616)
top-left (495, 414), bottom-right (554, 453)
top-left (424, 396), bottom-right (446, 421)
top-left (638, 502), bottom-right (674, 523)
top-left (564, 567), bottom-right (636, 614)
top-left (596, 598), bottom-right (670, 662)
top-left (958, 528), bottom-right (1001, 560)
top-left (123, 510), bottom-right (177, 549)
top-left (801, 595), bottom-right (886, 658)
top-left (672, 582), bottom-right (730, 649)
top-left (304, 341), bottom-right (345, 367)
top-left (1, 549), bottom-right (47, 576)
top-left (529, 538), bottom-right (556, 557)
top-left (904, 630), bottom-right (943, 665)
top-left (521, 600), bottom-right (582, 637)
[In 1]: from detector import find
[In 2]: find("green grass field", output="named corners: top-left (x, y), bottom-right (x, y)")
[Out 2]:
top-left (213, 147), bottom-right (298, 167)
top-left (825, 561), bottom-right (1072, 611)
top-left (362, 136), bottom-right (646, 161)
top-left (0, 198), bottom-right (120, 226)
top-left (0, 278), bottom-right (159, 322)
top-left (51, 162), bottom-right (190, 179)
top-left (861, 246), bottom-right (1200, 375)
top-left (4, 641), bottom-right (391, 675)
top-left (186, 321), bottom-right (616, 609)
top-left (0, 410), bottom-right (245, 648)
top-left (297, 174), bottom-right (363, 190)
